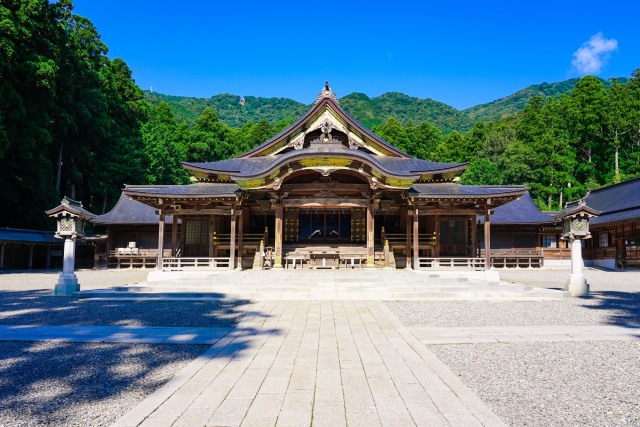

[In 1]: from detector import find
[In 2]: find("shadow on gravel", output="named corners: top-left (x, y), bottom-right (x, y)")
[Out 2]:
top-left (0, 290), bottom-right (280, 426)
top-left (578, 291), bottom-right (640, 331)
top-left (0, 290), bottom-right (254, 327)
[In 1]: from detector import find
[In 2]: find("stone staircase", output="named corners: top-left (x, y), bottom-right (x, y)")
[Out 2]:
top-left (75, 269), bottom-right (567, 301)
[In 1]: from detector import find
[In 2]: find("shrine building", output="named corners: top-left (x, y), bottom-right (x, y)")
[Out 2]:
top-left (94, 83), bottom-right (531, 271)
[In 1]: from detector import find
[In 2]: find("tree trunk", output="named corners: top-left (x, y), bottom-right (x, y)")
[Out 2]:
top-left (55, 144), bottom-right (63, 193)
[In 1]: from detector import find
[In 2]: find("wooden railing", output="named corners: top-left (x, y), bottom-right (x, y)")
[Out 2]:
top-left (542, 248), bottom-right (570, 261)
top-left (417, 257), bottom-right (486, 269)
top-left (211, 232), bottom-right (268, 248)
top-left (380, 231), bottom-right (436, 248)
top-left (162, 257), bottom-right (230, 271)
top-left (108, 249), bottom-right (171, 268)
top-left (583, 247), bottom-right (617, 259)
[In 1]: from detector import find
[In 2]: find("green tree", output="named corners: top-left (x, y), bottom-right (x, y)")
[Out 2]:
top-left (460, 158), bottom-right (504, 185)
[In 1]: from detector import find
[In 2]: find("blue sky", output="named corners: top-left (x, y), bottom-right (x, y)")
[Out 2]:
top-left (74, 0), bottom-right (640, 110)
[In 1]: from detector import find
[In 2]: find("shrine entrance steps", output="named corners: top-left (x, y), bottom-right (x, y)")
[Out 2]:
top-left (76, 269), bottom-right (566, 301)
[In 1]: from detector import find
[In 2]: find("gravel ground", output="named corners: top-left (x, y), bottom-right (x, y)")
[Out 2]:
top-left (386, 268), bottom-right (640, 327)
top-left (0, 268), bottom-right (148, 291)
top-left (0, 341), bottom-right (206, 427)
top-left (386, 268), bottom-right (640, 427)
top-left (430, 341), bottom-right (640, 427)
top-left (0, 269), bottom-right (257, 427)
top-left (0, 269), bottom-right (257, 327)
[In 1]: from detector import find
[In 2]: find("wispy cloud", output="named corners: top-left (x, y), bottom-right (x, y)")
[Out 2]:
top-left (571, 32), bottom-right (618, 75)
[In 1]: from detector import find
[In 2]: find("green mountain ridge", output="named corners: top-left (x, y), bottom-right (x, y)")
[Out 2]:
top-left (144, 76), bottom-right (628, 134)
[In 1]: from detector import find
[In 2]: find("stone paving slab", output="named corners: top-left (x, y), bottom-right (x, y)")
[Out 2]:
top-left (409, 324), bottom-right (640, 344)
top-left (0, 325), bottom-right (232, 345)
top-left (112, 300), bottom-right (506, 427)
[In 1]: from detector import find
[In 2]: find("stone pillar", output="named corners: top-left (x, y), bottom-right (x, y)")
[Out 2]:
top-left (171, 215), bottom-right (178, 256)
top-left (157, 213), bottom-right (165, 270)
top-left (366, 203), bottom-right (375, 267)
top-left (413, 209), bottom-right (419, 269)
top-left (229, 207), bottom-right (237, 271)
top-left (55, 236), bottom-right (79, 296)
top-left (484, 212), bottom-right (491, 269)
top-left (568, 237), bottom-right (589, 296)
top-left (274, 204), bottom-right (283, 268)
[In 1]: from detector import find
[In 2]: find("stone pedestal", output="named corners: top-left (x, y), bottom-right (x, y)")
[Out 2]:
top-left (55, 237), bottom-right (79, 296)
top-left (55, 273), bottom-right (80, 296)
top-left (568, 238), bottom-right (589, 297)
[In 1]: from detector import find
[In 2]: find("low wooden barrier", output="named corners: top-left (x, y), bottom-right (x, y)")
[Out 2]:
top-left (417, 257), bottom-right (486, 269)
top-left (162, 257), bottom-right (230, 271)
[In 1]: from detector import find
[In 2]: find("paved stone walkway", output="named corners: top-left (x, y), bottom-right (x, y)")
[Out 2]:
top-left (409, 325), bottom-right (640, 345)
top-left (109, 300), bottom-right (506, 427)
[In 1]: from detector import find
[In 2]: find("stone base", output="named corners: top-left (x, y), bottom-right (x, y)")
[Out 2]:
top-left (568, 273), bottom-right (589, 296)
top-left (55, 274), bottom-right (80, 296)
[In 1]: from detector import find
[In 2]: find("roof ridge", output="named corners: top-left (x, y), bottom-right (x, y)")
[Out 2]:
top-left (588, 176), bottom-right (640, 193)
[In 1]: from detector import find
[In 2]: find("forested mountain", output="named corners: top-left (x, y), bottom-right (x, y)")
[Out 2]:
top-left (146, 77), bottom-right (628, 135)
top-left (465, 77), bottom-right (629, 123)
top-left (145, 92), bottom-right (309, 128)
top-left (1, 0), bottom-right (639, 229)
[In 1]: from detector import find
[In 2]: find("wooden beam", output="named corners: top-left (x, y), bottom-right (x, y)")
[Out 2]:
top-left (237, 207), bottom-right (245, 269)
top-left (282, 198), bottom-right (368, 207)
top-left (157, 213), bottom-right (165, 269)
top-left (484, 212), bottom-right (491, 268)
top-left (164, 208), bottom-right (232, 215)
top-left (416, 208), bottom-right (486, 216)
top-left (229, 205), bottom-right (236, 270)
top-left (413, 208), bottom-right (419, 269)
top-left (406, 208), bottom-right (412, 269)
top-left (281, 183), bottom-right (370, 193)
top-left (171, 215), bottom-right (178, 256)
top-left (434, 215), bottom-right (440, 257)
top-left (274, 203), bottom-right (283, 268)
top-left (367, 203), bottom-right (375, 266)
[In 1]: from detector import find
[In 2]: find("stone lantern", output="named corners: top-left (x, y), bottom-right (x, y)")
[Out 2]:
top-left (46, 197), bottom-right (95, 296)
top-left (555, 201), bottom-right (600, 296)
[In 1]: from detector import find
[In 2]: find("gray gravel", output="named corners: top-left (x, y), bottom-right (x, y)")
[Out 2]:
top-left (387, 268), bottom-right (640, 327)
top-left (0, 268), bottom-right (148, 291)
top-left (430, 341), bottom-right (640, 427)
top-left (386, 268), bottom-right (640, 427)
top-left (0, 269), bottom-right (256, 427)
top-left (0, 341), bottom-right (206, 427)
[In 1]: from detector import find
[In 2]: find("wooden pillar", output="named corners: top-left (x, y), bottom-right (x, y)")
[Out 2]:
top-left (237, 207), bottom-right (245, 269)
top-left (413, 208), bottom-right (419, 269)
top-left (366, 203), bottom-right (375, 267)
top-left (434, 215), bottom-right (441, 257)
top-left (229, 206), bottom-right (236, 270)
top-left (157, 213), bottom-right (165, 269)
top-left (472, 216), bottom-right (478, 258)
top-left (405, 209), bottom-right (412, 269)
top-left (484, 212), bottom-right (491, 268)
top-left (28, 245), bottom-right (34, 269)
top-left (171, 215), bottom-right (178, 256)
top-left (274, 203), bottom-right (283, 268)
top-left (209, 216), bottom-right (216, 258)
top-left (46, 246), bottom-right (51, 269)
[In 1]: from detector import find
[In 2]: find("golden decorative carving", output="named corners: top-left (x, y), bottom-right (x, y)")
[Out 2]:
top-left (237, 178), bottom-right (266, 189)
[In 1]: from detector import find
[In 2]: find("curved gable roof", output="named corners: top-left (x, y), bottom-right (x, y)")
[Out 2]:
top-left (239, 86), bottom-right (410, 159)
